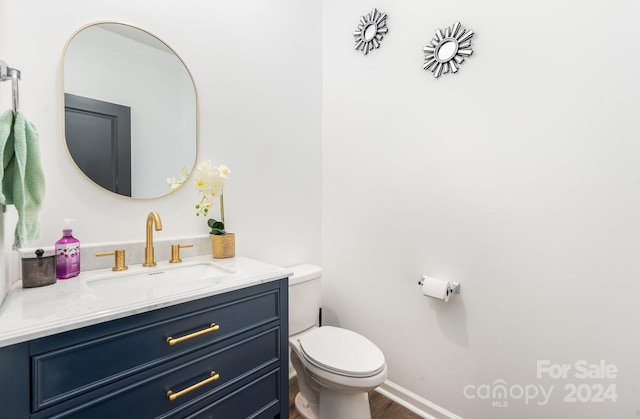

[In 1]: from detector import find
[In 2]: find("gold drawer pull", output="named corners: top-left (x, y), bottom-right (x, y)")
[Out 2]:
top-left (167, 371), bottom-right (220, 401)
top-left (166, 323), bottom-right (220, 346)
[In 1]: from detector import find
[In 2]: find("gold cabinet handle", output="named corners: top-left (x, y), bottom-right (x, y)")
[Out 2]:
top-left (167, 371), bottom-right (220, 401)
top-left (166, 323), bottom-right (220, 346)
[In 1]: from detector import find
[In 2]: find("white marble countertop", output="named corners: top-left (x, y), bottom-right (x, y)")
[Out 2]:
top-left (0, 256), bottom-right (291, 348)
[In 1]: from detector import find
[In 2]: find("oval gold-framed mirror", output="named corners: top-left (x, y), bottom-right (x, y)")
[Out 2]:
top-left (61, 22), bottom-right (198, 199)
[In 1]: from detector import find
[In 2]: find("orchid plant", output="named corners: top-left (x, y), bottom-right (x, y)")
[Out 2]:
top-left (167, 161), bottom-right (231, 235)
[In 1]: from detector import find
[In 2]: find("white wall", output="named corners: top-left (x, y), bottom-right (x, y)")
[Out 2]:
top-left (322, 1), bottom-right (640, 418)
top-left (4, 0), bottom-right (322, 269)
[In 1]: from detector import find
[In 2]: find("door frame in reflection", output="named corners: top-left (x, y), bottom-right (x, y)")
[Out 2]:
top-left (64, 93), bottom-right (132, 196)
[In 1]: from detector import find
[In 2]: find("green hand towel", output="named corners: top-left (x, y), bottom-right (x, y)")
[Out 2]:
top-left (0, 109), bottom-right (46, 249)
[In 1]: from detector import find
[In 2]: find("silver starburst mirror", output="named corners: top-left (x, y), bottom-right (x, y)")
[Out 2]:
top-left (353, 8), bottom-right (388, 55)
top-left (423, 22), bottom-right (474, 78)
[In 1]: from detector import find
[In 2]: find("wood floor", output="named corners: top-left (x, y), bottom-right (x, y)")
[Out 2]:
top-left (288, 377), bottom-right (421, 419)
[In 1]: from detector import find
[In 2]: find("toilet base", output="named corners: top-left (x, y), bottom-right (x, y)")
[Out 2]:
top-left (295, 392), bottom-right (318, 419)
top-left (318, 386), bottom-right (372, 419)
top-left (294, 390), bottom-right (372, 419)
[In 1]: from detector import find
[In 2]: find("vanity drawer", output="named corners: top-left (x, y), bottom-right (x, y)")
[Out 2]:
top-left (182, 369), bottom-right (280, 419)
top-left (34, 327), bottom-right (280, 419)
top-left (31, 286), bottom-right (282, 412)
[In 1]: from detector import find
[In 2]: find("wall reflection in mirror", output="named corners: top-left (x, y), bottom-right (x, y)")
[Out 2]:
top-left (62, 22), bottom-right (197, 198)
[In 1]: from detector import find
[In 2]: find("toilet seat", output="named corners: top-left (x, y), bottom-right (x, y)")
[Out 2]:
top-left (297, 326), bottom-right (386, 378)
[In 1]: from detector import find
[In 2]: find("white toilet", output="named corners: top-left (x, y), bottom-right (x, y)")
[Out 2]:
top-left (288, 264), bottom-right (388, 419)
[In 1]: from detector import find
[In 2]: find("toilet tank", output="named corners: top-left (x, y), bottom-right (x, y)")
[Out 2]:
top-left (288, 264), bottom-right (322, 336)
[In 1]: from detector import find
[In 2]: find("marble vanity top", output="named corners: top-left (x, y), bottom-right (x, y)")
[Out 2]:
top-left (0, 256), bottom-right (291, 348)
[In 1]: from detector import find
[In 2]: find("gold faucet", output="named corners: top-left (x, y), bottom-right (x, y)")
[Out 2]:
top-left (143, 211), bottom-right (163, 267)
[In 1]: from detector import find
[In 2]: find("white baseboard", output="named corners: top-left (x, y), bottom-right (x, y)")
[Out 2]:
top-left (375, 380), bottom-right (463, 419)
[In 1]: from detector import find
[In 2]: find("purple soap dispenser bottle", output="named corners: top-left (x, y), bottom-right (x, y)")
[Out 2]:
top-left (55, 219), bottom-right (80, 279)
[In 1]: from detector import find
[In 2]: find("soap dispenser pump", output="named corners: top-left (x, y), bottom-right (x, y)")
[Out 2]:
top-left (55, 219), bottom-right (80, 279)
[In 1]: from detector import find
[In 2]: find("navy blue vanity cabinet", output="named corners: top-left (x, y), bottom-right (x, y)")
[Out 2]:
top-left (0, 278), bottom-right (289, 418)
top-left (0, 341), bottom-right (30, 417)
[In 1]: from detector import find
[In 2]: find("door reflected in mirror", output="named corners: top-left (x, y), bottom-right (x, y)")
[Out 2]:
top-left (62, 22), bottom-right (197, 199)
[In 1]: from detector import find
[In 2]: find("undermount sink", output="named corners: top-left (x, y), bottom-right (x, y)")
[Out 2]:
top-left (85, 261), bottom-right (234, 302)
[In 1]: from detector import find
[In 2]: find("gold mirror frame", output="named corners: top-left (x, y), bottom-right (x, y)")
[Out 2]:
top-left (61, 21), bottom-right (198, 199)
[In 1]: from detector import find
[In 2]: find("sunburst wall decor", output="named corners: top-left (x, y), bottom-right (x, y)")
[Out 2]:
top-left (423, 22), bottom-right (474, 78)
top-left (353, 8), bottom-right (388, 55)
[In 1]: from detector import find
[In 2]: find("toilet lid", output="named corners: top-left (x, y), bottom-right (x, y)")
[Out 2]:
top-left (297, 326), bottom-right (385, 377)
